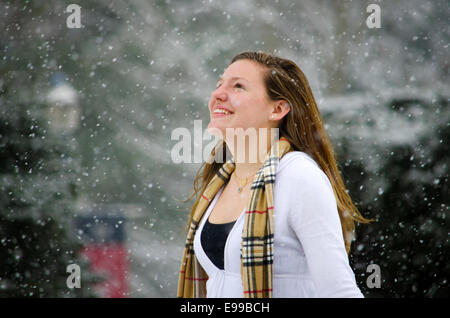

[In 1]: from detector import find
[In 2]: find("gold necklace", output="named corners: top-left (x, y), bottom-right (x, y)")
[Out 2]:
top-left (233, 170), bottom-right (256, 193)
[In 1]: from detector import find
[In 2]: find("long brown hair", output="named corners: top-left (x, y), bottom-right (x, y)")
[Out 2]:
top-left (184, 50), bottom-right (372, 253)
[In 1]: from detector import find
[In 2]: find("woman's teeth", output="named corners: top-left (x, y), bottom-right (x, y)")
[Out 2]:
top-left (213, 109), bottom-right (232, 115)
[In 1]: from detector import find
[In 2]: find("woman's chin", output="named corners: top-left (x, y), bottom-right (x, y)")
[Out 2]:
top-left (207, 122), bottom-right (225, 138)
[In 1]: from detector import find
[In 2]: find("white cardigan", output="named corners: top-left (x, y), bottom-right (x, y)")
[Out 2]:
top-left (193, 151), bottom-right (364, 298)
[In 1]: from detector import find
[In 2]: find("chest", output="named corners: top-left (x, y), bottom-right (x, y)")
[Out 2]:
top-left (207, 181), bottom-right (250, 224)
top-left (195, 176), bottom-right (307, 276)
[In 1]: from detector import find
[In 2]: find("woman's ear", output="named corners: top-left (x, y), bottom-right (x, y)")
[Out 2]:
top-left (271, 100), bottom-right (290, 121)
top-left (282, 101), bottom-right (290, 113)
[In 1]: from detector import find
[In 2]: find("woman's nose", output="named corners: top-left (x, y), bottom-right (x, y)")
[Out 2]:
top-left (211, 85), bottom-right (228, 101)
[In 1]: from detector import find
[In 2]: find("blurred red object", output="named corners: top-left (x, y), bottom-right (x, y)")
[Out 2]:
top-left (81, 244), bottom-right (128, 298)
top-left (77, 215), bottom-right (128, 298)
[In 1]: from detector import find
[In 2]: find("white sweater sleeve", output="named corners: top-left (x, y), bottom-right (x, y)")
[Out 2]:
top-left (285, 157), bottom-right (364, 298)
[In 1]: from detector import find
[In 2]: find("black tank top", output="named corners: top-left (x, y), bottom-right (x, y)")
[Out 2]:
top-left (201, 218), bottom-right (236, 270)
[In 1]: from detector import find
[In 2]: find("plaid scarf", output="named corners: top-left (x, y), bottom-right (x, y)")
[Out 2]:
top-left (177, 137), bottom-right (292, 298)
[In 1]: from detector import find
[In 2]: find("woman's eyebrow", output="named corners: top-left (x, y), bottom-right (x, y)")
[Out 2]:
top-left (217, 76), bottom-right (248, 83)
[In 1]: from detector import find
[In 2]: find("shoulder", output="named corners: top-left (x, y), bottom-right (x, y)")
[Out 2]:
top-left (276, 151), bottom-right (339, 227)
top-left (277, 151), bottom-right (333, 193)
top-left (278, 151), bottom-right (319, 172)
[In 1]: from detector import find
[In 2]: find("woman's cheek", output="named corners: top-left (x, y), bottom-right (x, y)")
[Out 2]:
top-left (229, 95), bottom-right (243, 109)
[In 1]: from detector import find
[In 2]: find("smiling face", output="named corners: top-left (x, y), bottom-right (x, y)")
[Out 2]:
top-left (207, 59), bottom-right (277, 138)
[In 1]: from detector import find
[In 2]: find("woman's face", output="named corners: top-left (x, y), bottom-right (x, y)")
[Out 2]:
top-left (207, 59), bottom-right (276, 138)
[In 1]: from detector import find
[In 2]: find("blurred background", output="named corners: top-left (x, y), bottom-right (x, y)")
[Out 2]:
top-left (0, 0), bottom-right (448, 297)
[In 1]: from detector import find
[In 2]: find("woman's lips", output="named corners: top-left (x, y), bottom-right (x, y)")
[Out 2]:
top-left (211, 112), bottom-right (233, 118)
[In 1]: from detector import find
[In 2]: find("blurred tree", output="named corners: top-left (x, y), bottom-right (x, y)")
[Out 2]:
top-left (0, 103), bottom-right (99, 297)
top-left (329, 95), bottom-right (449, 297)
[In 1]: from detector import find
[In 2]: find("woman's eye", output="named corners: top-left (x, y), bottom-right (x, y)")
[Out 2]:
top-left (215, 82), bottom-right (244, 90)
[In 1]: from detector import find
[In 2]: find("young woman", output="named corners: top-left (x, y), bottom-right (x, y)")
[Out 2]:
top-left (177, 51), bottom-right (371, 298)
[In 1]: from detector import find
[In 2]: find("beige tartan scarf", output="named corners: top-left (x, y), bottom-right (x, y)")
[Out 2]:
top-left (177, 137), bottom-right (292, 298)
